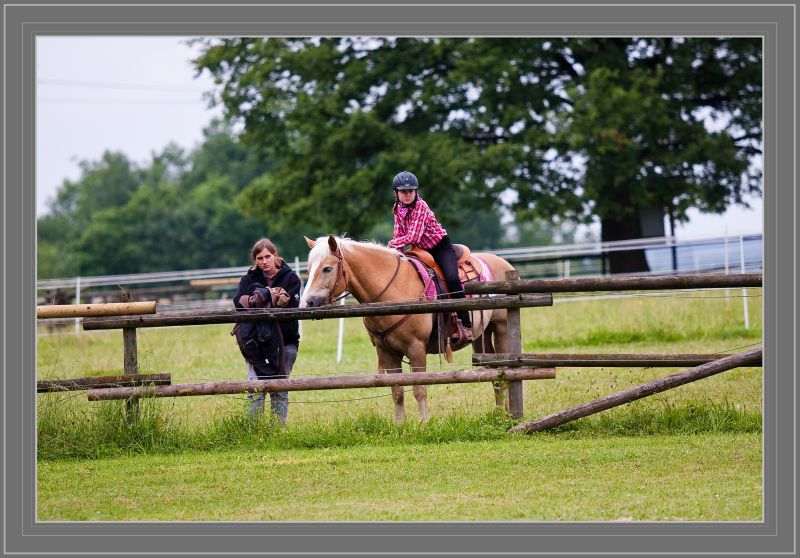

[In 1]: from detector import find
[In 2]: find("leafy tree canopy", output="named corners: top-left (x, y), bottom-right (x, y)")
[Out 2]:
top-left (194, 37), bottom-right (761, 269)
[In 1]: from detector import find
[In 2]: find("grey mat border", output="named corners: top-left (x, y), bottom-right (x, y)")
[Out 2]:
top-left (3, 1), bottom-right (795, 556)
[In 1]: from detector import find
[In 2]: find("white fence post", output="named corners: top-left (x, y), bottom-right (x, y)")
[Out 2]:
top-left (724, 231), bottom-right (730, 302)
top-left (336, 296), bottom-right (346, 362)
top-left (74, 276), bottom-right (82, 335)
top-left (739, 235), bottom-right (749, 329)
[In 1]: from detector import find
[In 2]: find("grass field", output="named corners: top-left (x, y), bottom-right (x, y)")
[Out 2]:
top-left (36, 290), bottom-right (763, 521)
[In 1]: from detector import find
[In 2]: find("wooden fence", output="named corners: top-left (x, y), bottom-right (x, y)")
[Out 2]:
top-left (32, 281), bottom-right (549, 416)
top-left (38, 272), bottom-right (763, 430)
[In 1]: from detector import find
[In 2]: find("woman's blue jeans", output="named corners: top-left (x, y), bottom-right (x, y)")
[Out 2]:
top-left (246, 343), bottom-right (298, 424)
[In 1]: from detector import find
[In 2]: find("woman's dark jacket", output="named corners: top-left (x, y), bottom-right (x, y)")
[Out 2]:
top-left (233, 263), bottom-right (302, 346)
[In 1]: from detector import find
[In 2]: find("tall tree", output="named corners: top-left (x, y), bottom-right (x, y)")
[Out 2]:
top-left (194, 37), bottom-right (761, 272)
top-left (38, 151), bottom-right (144, 277)
top-left (551, 38), bottom-right (761, 271)
top-left (36, 128), bottom-right (293, 278)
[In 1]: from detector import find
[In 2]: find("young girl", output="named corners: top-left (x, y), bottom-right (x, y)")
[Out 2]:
top-left (386, 171), bottom-right (473, 334)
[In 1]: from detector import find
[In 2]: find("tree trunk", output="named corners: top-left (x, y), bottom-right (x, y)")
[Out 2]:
top-left (600, 207), bottom-right (650, 274)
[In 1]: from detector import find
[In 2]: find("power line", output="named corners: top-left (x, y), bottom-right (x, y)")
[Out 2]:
top-left (37, 77), bottom-right (208, 93)
top-left (38, 97), bottom-right (207, 105)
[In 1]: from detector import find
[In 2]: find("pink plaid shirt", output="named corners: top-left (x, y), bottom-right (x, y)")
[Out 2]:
top-left (387, 197), bottom-right (447, 250)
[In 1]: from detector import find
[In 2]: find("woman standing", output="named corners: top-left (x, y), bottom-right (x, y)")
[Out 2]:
top-left (233, 238), bottom-right (302, 424)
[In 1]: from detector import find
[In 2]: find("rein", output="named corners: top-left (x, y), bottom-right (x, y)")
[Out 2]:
top-left (361, 254), bottom-right (403, 304)
top-left (362, 254), bottom-right (431, 350)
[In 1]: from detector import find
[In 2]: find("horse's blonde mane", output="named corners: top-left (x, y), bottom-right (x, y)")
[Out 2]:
top-left (306, 235), bottom-right (401, 269)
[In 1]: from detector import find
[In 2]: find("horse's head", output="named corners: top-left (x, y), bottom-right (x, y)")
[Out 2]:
top-left (300, 235), bottom-right (348, 308)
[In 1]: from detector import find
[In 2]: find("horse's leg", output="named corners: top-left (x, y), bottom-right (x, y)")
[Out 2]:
top-left (472, 323), bottom-right (495, 353)
top-left (407, 343), bottom-right (429, 424)
top-left (476, 323), bottom-right (506, 411)
top-left (377, 346), bottom-right (405, 424)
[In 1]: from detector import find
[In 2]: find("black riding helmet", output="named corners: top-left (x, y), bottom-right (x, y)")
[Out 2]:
top-left (392, 171), bottom-right (419, 190)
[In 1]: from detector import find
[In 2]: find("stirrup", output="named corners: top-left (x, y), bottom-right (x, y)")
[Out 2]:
top-left (451, 319), bottom-right (473, 344)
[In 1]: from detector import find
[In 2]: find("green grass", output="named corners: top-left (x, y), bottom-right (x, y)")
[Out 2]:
top-left (37, 433), bottom-right (761, 521)
top-left (37, 396), bottom-right (761, 461)
top-left (36, 290), bottom-right (764, 520)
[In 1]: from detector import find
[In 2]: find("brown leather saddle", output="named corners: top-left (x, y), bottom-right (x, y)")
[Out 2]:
top-left (406, 244), bottom-right (483, 286)
top-left (405, 244), bottom-right (483, 360)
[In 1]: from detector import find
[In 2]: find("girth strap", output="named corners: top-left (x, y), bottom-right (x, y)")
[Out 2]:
top-left (363, 313), bottom-right (413, 342)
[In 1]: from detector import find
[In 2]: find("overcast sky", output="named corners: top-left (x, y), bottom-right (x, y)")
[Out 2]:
top-left (36, 36), bottom-right (763, 240)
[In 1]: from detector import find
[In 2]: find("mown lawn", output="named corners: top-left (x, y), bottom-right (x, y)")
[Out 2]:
top-left (37, 433), bottom-right (761, 521)
top-left (36, 290), bottom-right (763, 521)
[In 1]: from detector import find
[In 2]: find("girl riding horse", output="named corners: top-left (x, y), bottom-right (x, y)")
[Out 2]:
top-left (387, 171), bottom-right (473, 340)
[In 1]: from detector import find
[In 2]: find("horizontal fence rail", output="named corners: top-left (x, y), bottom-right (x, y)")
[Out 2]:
top-left (37, 301), bottom-right (157, 319)
top-left (464, 273), bottom-right (762, 295)
top-left (87, 367), bottom-right (557, 401)
top-left (473, 353), bottom-right (731, 368)
top-left (37, 373), bottom-right (171, 393)
top-left (82, 294), bottom-right (553, 330)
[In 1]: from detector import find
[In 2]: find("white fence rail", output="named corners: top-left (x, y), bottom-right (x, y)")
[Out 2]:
top-left (38, 232), bottom-right (763, 292)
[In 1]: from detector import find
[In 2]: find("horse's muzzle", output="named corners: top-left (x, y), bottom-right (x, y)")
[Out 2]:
top-left (300, 293), bottom-right (326, 308)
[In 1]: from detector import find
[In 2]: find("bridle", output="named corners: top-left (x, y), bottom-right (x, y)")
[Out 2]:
top-left (325, 248), bottom-right (350, 305)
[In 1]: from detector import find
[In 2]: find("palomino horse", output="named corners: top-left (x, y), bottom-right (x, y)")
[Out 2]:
top-left (300, 235), bottom-right (516, 423)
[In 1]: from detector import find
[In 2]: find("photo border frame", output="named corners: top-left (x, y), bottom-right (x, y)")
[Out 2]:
top-left (3, 1), bottom-right (795, 556)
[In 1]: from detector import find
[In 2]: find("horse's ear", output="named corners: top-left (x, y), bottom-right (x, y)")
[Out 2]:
top-left (327, 235), bottom-right (339, 256)
top-left (304, 236), bottom-right (316, 249)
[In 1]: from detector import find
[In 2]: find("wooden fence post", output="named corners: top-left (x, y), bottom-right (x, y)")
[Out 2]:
top-left (505, 270), bottom-right (524, 419)
top-left (123, 327), bottom-right (139, 422)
